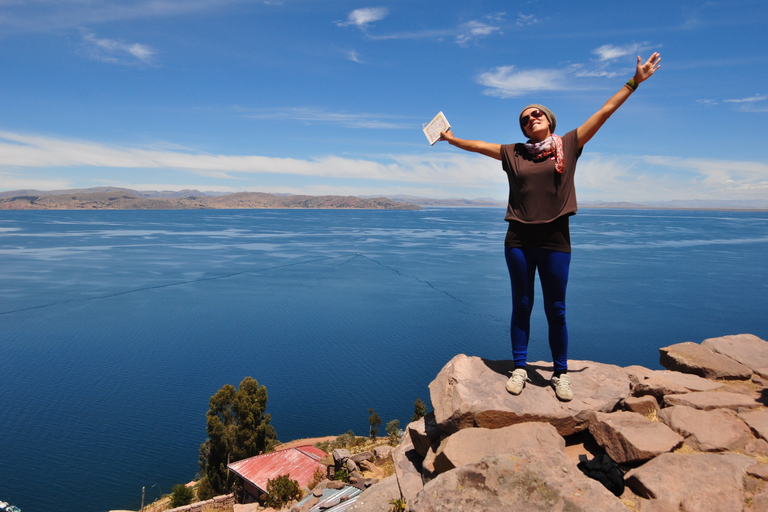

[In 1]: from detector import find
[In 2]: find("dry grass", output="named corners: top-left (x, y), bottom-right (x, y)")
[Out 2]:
top-left (673, 442), bottom-right (697, 455)
top-left (643, 409), bottom-right (659, 422)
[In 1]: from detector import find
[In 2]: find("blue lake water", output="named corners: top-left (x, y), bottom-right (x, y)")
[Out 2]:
top-left (1, 207), bottom-right (767, 512)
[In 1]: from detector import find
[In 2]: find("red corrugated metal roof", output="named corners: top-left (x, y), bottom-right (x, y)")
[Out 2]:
top-left (288, 445), bottom-right (326, 460)
top-left (228, 446), bottom-right (327, 494)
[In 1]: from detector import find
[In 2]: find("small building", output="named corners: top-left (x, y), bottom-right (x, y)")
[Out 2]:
top-left (227, 445), bottom-right (327, 503)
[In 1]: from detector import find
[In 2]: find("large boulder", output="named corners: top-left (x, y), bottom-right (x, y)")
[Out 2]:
top-left (658, 405), bottom-right (752, 452)
top-left (429, 355), bottom-right (631, 436)
top-left (410, 451), bottom-right (630, 512)
top-left (406, 413), bottom-right (442, 459)
top-left (659, 341), bottom-right (752, 379)
top-left (622, 395), bottom-right (659, 416)
top-left (391, 431), bottom-right (423, 503)
top-left (631, 369), bottom-right (723, 401)
top-left (739, 409), bottom-right (768, 442)
top-left (432, 422), bottom-right (564, 474)
top-left (663, 390), bottom-right (762, 411)
top-left (588, 411), bottom-right (683, 464)
top-left (347, 474), bottom-right (400, 512)
top-left (625, 452), bottom-right (756, 511)
top-left (701, 334), bottom-right (768, 376)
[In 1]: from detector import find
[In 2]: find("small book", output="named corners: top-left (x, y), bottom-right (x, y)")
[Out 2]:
top-left (423, 111), bottom-right (450, 145)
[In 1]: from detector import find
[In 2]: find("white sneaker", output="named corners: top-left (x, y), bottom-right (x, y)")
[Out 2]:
top-left (551, 374), bottom-right (573, 401)
top-left (506, 368), bottom-right (527, 395)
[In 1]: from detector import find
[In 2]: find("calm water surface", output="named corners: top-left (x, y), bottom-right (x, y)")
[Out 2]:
top-left (1, 208), bottom-right (766, 512)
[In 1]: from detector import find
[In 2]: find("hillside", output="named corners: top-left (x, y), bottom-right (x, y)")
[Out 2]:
top-left (0, 188), bottom-right (421, 210)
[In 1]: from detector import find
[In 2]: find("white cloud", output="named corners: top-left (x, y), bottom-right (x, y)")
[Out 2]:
top-left (0, 171), bottom-right (71, 191)
top-left (81, 30), bottom-right (156, 65)
top-left (477, 44), bottom-right (661, 97)
top-left (592, 43), bottom-right (646, 62)
top-left (0, 0), bottom-right (251, 33)
top-left (336, 7), bottom-right (388, 28)
top-left (0, 131), bottom-right (502, 188)
top-left (515, 13), bottom-right (539, 26)
top-left (455, 19), bottom-right (502, 46)
top-left (477, 66), bottom-right (567, 98)
top-left (5, 131), bottom-right (766, 202)
top-left (243, 107), bottom-right (414, 129)
top-left (577, 153), bottom-right (768, 202)
top-left (724, 94), bottom-right (767, 103)
top-left (345, 49), bottom-right (365, 64)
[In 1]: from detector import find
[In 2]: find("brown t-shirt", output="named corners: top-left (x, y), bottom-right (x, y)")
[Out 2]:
top-left (500, 130), bottom-right (582, 252)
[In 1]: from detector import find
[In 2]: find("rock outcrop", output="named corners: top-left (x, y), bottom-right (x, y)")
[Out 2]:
top-left (352, 333), bottom-right (768, 511)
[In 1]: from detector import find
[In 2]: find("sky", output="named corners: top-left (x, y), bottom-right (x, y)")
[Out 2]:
top-left (0, 0), bottom-right (766, 203)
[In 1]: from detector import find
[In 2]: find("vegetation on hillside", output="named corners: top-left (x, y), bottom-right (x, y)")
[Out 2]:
top-left (198, 376), bottom-right (277, 495)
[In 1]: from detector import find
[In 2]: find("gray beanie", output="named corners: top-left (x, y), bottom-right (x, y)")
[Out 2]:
top-left (519, 104), bottom-right (556, 135)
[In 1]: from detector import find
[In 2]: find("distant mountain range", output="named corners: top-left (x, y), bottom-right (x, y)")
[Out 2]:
top-left (1, 187), bottom-right (766, 211)
top-left (0, 187), bottom-right (420, 210)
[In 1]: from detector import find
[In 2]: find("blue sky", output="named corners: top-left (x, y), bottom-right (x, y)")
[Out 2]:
top-left (0, 0), bottom-right (766, 202)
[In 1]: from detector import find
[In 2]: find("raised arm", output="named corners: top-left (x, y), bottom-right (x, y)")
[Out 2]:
top-left (439, 129), bottom-right (502, 161)
top-left (576, 52), bottom-right (661, 148)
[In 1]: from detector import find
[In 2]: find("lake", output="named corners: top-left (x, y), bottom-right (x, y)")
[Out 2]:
top-left (1, 207), bottom-right (766, 512)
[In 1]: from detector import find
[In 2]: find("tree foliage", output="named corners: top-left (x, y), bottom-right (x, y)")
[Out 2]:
top-left (196, 477), bottom-right (216, 502)
top-left (368, 407), bottom-right (382, 440)
top-left (264, 474), bottom-right (302, 509)
top-left (386, 419), bottom-right (400, 446)
top-left (199, 376), bottom-right (277, 494)
top-left (169, 484), bottom-right (195, 508)
top-left (412, 398), bottom-right (427, 422)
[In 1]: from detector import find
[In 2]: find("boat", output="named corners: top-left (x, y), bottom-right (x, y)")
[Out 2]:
top-left (0, 501), bottom-right (21, 512)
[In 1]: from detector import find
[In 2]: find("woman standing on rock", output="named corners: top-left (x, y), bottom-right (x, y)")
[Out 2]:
top-left (439, 53), bottom-right (661, 401)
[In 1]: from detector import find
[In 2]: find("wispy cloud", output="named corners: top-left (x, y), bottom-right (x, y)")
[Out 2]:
top-left (724, 94), bottom-right (767, 104)
top-left (476, 66), bottom-right (568, 98)
top-left (726, 94), bottom-right (768, 112)
top-left (578, 153), bottom-right (768, 202)
top-left (0, 131), bottom-right (501, 188)
top-left (3, 130), bottom-right (768, 202)
top-left (81, 30), bottom-right (156, 65)
top-left (515, 13), bottom-right (540, 27)
top-left (478, 43), bottom-right (655, 97)
top-left (0, 0), bottom-right (251, 33)
top-left (0, 171), bottom-right (71, 191)
top-left (697, 94), bottom-right (768, 111)
top-left (456, 13), bottom-right (504, 46)
top-left (335, 7), bottom-right (388, 29)
top-left (335, 9), bottom-right (503, 45)
top-left (345, 49), bottom-right (365, 64)
top-left (592, 43), bottom-right (647, 62)
top-left (242, 107), bottom-right (414, 129)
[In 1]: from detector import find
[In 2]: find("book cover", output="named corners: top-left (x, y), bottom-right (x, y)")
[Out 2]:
top-left (423, 111), bottom-right (450, 145)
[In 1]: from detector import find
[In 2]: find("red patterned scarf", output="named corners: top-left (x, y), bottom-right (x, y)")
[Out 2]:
top-left (523, 134), bottom-right (564, 174)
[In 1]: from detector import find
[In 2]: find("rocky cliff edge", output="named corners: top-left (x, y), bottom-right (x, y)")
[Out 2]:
top-left (348, 333), bottom-right (768, 512)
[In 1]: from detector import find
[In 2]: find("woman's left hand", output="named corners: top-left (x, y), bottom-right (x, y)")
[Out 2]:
top-left (634, 52), bottom-right (661, 84)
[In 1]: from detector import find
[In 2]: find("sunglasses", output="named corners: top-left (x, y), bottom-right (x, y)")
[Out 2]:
top-left (520, 109), bottom-right (545, 128)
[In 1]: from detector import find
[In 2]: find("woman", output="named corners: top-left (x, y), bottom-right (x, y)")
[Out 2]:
top-left (440, 53), bottom-right (661, 401)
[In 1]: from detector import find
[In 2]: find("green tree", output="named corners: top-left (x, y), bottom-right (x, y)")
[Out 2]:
top-left (199, 376), bottom-right (277, 494)
top-left (169, 484), bottom-right (195, 508)
top-left (196, 477), bottom-right (216, 501)
top-left (264, 474), bottom-right (302, 509)
top-left (368, 407), bottom-right (382, 440)
top-left (412, 398), bottom-right (427, 422)
top-left (386, 419), bottom-right (400, 446)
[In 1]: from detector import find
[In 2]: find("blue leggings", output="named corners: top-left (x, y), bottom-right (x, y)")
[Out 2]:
top-left (504, 247), bottom-right (570, 372)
